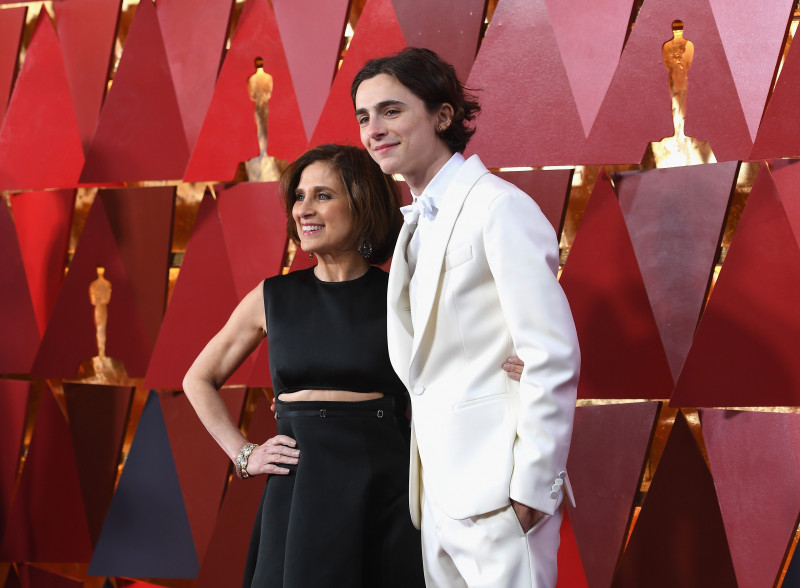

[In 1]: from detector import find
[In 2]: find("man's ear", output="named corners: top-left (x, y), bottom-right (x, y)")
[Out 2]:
top-left (437, 103), bottom-right (455, 131)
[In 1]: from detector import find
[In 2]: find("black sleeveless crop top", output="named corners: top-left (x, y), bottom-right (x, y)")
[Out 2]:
top-left (263, 266), bottom-right (407, 409)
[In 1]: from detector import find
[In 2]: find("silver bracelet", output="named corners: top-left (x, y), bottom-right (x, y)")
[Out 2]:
top-left (235, 443), bottom-right (259, 479)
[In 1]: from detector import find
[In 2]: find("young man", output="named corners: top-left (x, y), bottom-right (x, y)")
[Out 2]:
top-left (352, 48), bottom-right (580, 587)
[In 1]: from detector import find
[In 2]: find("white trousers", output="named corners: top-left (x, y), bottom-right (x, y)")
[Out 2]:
top-left (421, 486), bottom-right (563, 588)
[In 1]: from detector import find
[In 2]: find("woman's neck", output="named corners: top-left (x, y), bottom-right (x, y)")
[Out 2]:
top-left (313, 253), bottom-right (370, 282)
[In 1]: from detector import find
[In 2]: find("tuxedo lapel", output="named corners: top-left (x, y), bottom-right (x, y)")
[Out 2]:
top-left (387, 222), bottom-right (415, 387)
top-left (408, 156), bottom-right (490, 380)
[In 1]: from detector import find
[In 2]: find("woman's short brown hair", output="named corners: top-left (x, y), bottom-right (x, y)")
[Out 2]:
top-left (279, 144), bottom-right (403, 265)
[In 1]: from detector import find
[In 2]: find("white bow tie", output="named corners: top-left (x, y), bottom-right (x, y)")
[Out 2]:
top-left (400, 194), bottom-right (438, 225)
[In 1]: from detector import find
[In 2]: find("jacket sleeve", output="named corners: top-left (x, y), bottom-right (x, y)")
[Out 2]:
top-left (483, 188), bottom-right (580, 515)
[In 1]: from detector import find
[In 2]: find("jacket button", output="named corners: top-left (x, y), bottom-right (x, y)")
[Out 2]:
top-left (413, 385), bottom-right (425, 396)
top-left (558, 471), bottom-right (567, 479)
top-left (549, 490), bottom-right (559, 499)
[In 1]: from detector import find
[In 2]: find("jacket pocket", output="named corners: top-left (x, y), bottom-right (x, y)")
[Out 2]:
top-left (445, 245), bottom-right (472, 270)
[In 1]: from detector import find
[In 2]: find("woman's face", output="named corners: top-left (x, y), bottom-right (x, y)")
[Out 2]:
top-left (292, 161), bottom-right (355, 259)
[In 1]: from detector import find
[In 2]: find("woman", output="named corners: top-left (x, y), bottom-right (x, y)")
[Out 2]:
top-left (183, 144), bottom-right (523, 586)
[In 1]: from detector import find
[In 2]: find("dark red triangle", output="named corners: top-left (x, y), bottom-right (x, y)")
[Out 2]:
top-left (671, 167), bottom-right (800, 407)
top-left (81, 0), bottom-right (189, 183)
top-left (0, 204), bottom-right (40, 374)
top-left (700, 409), bottom-right (800, 588)
top-left (54, 0), bottom-right (121, 153)
top-left (711, 0), bottom-right (795, 143)
top-left (495, 168), bottom-right (571, 235)
top-left (465, 0), bottom-right (584, 167)
top-left (391, 0), bottom-right (484, 83)
top-left (156, 0), bottom-right (233, 151)
top-left (0, 9), bottom-right (84, 190)
top-left (615, 163), bottom-right (735, 381)
top-left (184, 0), bottom-right (307, 182)
top-left (32, 196), bottom-right (152, 378)
top-left (194, 392), bottom-right (275, 588)
top-left (159, 388), bottom-right (246, 563)
top-left (217, 181), bottom-right (288, 387)
top-left (584, 0), bottom-right (751, 164)
top-left (145, 192), bottom-right (253, 388)
top-left (273, 0), bottom-right (349, 139)
top-left (0, 380), bottom-right (30, 541)
top-left (567, 402), bottom-right (658, 588)
top-left (63, 383), bottom-right (134, 547)
top-left (0, 7), bottom-right (25, 126)
top-left (544, 0), bottom-right (633, 136)
top-left (751, 13), bottom-right (800, 158)
top-left (0, 388), bottom-right (93, 562)
top-left (9, 190), bottom-right (74, 336)
top-left (18, 566), bottom-right (82, 588)
top-left (611, 412), bottom-right (737, 587)
top-left (559, 171), bottom-right (674, 399)
top-left (556, 508), bottom-right (589, 588)
top-left (309, 0), bottom-right (407, 147)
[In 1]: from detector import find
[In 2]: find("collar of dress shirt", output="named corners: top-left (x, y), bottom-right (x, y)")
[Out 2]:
top-left (409, 152), bottom-right (466, 220)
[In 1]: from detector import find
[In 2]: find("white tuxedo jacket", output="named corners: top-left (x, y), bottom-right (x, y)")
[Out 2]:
top-left (387, 155), bottom-right (580, 528)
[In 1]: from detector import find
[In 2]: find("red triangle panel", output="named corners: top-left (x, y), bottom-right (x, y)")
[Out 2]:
top-left (81, 0), bottom-right (189, 183)
top-left (495, 168), bottom-right (571, 235)
top-left (156, 0), bottom-right (233, 151)
top-left (559, 171), bottom-right (674, 399)
top-left (310, 0), bottom-right (407, 147)
top-left (611, 413), bottom-right (737, 588)
top-left (0, 380), bottom-right (30, 540)
top-left (18, 566), bottom-right (82, 588)
top-left (0, 389), bottom-right (93, 562)
top-left (465, 0), bottom-right (585, 167)
top-left (700, 409), bottom-right (800, 588)
top-left (391, 0), bottom-right (485, 83)
top-left (10, 190), bottom-right (75, 336)
top-left (556, 508), bottom-right (589, 588)
top-left (671, 167), bottom-right (800, 407)
top-left (567, 402), bottom-right (659, 588)
top-left (54, 0), bottom-right (121, 153)
top-left (615, 163), bottom-right (736, 381)
top-left (273, 0), bottom-right (349, 140)
top-left (0, 7), bottom-right (25, 126)
top-left (184, 0), bottom-right (307, 182)
top-left (0, 10), bottom-right (84, 190)
top-left (146, 192), bottom-right (253, 388)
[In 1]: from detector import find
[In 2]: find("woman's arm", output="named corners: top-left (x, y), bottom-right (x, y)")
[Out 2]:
top-left (182, 282), bottom-right (298, 475)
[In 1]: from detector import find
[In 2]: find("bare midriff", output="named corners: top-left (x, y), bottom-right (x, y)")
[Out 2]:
top-left (279, 389), bottom-right (384, 402)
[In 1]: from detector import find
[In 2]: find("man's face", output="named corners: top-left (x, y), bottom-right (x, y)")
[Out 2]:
top-left (355, 73), bottom-right (451, 190)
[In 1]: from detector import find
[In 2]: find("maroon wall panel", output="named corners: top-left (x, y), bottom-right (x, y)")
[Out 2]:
top-left (63, 383), bottom-right (133, 547)
top-left (560, 171), bottom-right (674, 399)
top-left (0, 381), bottom-right (29, 541)
top-left (160, 388), bottom-right (246, 562)
top-left (310, 0), bottom-right (407, 147)
top-left (671, 168), bottom-right (800, 407)
top-left (544, 0), bottom-right (633, 136)
top-left (709, 0), bottom-right (794, 143)
top-left (156, 0), bottom-right (233, 151)
top-left (273, 0), bottom-right (349, 140)
top-left (0, 10), bottom-right (84, 190)
top-left (0, 7), bottom-right (25, 126)
top-left (615, 163), bottom-right (735, 381)
top-left (391, 0), bottom-right (485, 83)
top-left (217, 181), bottom-right (288, 387)
top-left (556, 508), bottom-right (588, 588)
top-left (773, 159), bottom-right (800, 241)
top-left (0, 204), bottom-right (40, 374)
top-left (100, 187), bottom-right (173, 351)
top-left (32, 197), bottom-right (152, 379)
top-left (81, 0), bottom-right (189, 183)
top-left (146, 192), bottom-right (254, 388)
top-left (0, 389), bottom-right (92, 562)
top-left (495, 169), bottom-right (571, 235)
top-left (10, 190), bottom-right (74, 336)
top-left (19, 566), bottom-right (82, 588)
top-left (194, 393), bottom-right (274, 588)
top-left (54, 0), bottom-right (120, 153)
top-left (584, 0), bottom-right (751, 164)
top-left (465, 0), bottom-right (585, 167)
top-left (752, 25), bottom-right (800, 158)
top-left (567, 402), bottom-right (659, 588)
top-left (184, 0), bottom-right (307, 182)
top-left (700, 409), bottom-right (800, 588)
top-left (612, 412), bottom-right (737, 587)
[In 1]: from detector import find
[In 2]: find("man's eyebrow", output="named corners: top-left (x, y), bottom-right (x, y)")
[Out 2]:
top-left (355, 99), bottom-right (406, 117)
